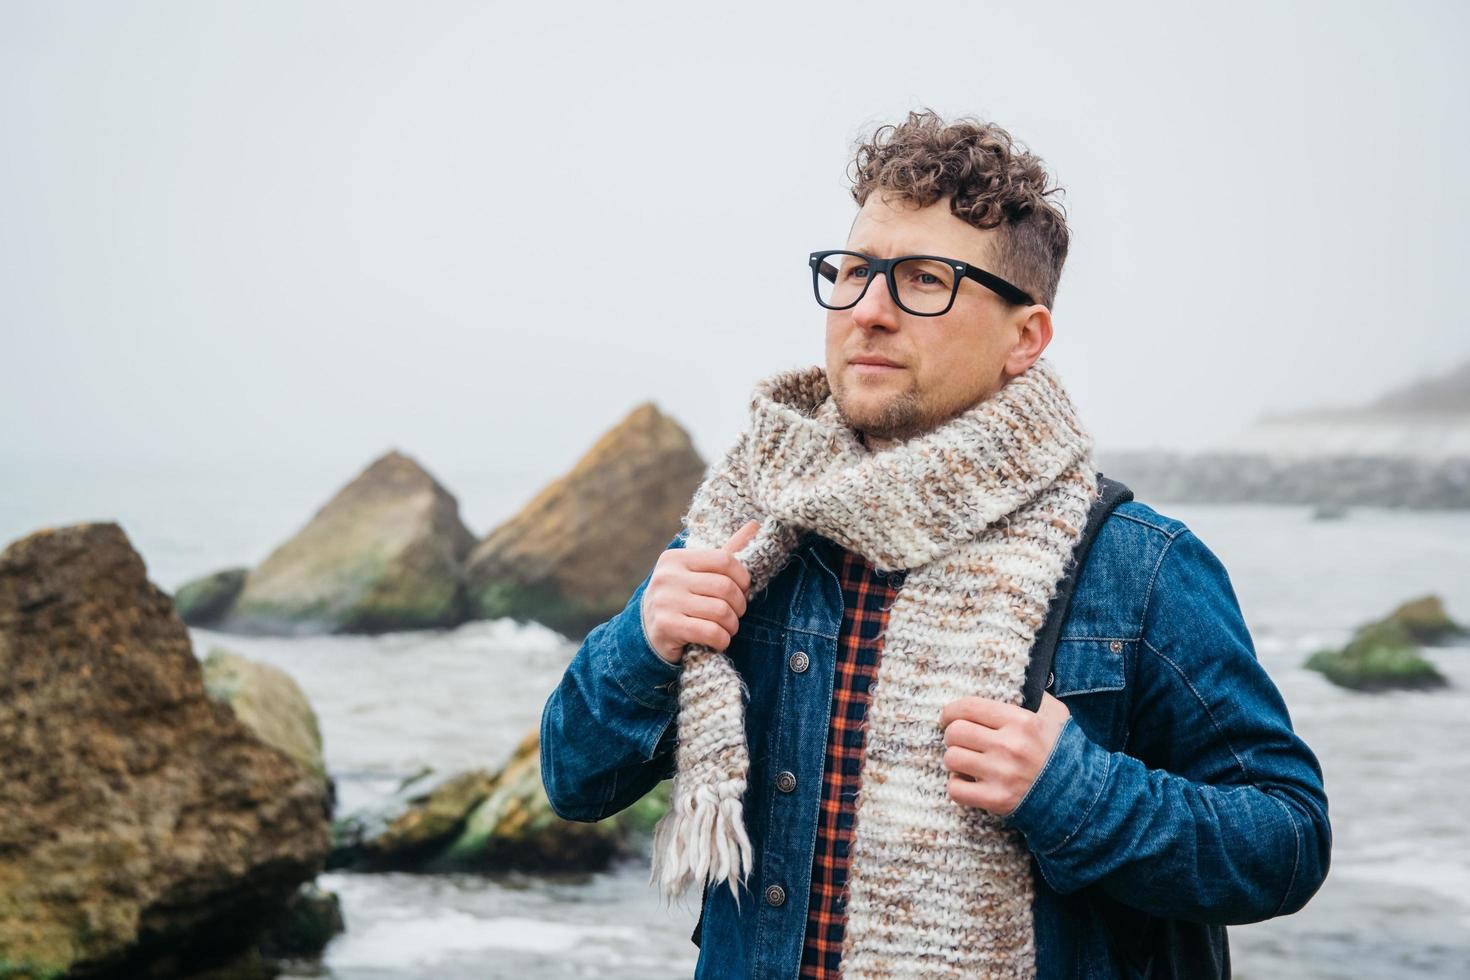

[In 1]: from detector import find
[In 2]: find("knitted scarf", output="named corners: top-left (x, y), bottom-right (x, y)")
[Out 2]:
top-left (648, 356), bottom-right (1098, 979)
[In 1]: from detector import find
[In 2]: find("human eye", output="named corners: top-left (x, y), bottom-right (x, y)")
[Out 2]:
top-left (902, 260), bottom-right (952, 289)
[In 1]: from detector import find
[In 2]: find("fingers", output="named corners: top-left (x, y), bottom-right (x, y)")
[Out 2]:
top-left (942, 744), bottom-right (985, 781)
top-left (941, 718), bottom-right (991, 751)
top-left (723, 519), bottom-right (761, 556)
top-left (681, 593), bottom-right (742, 644)
top-left (643, 520), bottom-right (761, 661)
top-left (675, 613), bottom-right (733, 653)
top-left (938, 695), bottom-right (1027, 732)
top-left (644, 586), bottom-right (744, 645)
top-left (681, 570), bottom-right (748, 618)
top-left (1038, 690), bottom-right (1072, 725)
top-left (681, 546), bottom-right (753, 595)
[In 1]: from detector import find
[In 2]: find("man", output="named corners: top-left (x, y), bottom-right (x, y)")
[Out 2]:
top-left (540, 109), bottom-right (1330, 979)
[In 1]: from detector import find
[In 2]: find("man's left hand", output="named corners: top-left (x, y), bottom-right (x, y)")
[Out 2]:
top-left (939, 692), bottom-right (1071, 816)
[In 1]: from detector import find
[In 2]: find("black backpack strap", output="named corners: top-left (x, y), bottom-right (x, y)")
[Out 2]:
top-left (1020, 474), bottom-right (1135, 712)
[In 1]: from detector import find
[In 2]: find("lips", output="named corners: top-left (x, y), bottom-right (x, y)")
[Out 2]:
top-left (851, 356), bottom-right (903, 368)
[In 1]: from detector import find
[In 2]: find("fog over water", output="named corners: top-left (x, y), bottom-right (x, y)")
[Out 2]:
top-left (4, 2), bottom-right (1468, 519)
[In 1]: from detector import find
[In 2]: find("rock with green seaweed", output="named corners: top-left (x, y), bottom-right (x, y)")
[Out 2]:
top-left (329, 767), bottom-right (498, 870)
top-left (1305, 616), bottom-right (1450, 692)
top-left (1381, 594), bottom-right (1467, 645)
top-left (330, 727), bottom-right (671, 874)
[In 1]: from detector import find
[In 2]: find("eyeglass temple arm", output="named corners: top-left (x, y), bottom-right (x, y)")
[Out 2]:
top-left (964, 266), bottom-right (1035, 306)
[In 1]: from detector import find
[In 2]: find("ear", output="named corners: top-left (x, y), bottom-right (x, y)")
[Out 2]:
top-left (1003, 304), bottom-right (1053, 377)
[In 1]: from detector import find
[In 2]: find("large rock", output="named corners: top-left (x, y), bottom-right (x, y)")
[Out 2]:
top-left (201, 647), bottom-right (332, 809)
top-left (218, 450), bottom-right (477, 634)
top-left (464, 403), bottom-right (706, 639)
top-left (0, 522), bottom-right (330, 978)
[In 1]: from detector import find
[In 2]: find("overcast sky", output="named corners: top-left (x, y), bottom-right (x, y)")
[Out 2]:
top-left (4, 1), bottom-right (1467, 495)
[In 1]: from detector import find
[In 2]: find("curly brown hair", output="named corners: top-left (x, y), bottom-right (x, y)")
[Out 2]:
top-left (847, 109), bottom-right (1069, 308)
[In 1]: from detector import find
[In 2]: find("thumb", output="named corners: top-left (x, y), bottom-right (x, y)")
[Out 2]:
top-left (1038, 690), bottom-right (1072, 723)
top-left (723, 519), bottom-right (761, 555)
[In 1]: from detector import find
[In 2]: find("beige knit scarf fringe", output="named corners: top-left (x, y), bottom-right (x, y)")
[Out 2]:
top-left (648, 356), bottom-right (1098, 978)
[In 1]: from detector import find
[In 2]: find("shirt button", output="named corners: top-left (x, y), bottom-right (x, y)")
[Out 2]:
top-left (764, 884), bottom-right (786, 907)
top-left (775, 770), bottom-right (797, 793)
top-left (1110, 640), bottom-right (1124, 653)
top-left (789, 650), bottom-right (809, 673)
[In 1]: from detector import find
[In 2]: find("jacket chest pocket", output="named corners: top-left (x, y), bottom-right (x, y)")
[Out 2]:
top-left (1049, 637), bottom-right (1132, 749)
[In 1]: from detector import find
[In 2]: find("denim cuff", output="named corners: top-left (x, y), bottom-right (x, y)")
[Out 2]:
top-left (1002, 715), bottom-right (1113, 856)
top-left (601, 591), bottom-right (683, 717)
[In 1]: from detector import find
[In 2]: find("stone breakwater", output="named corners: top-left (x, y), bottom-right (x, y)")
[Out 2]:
top-left (1100, 450), bottom-right (1470, 510)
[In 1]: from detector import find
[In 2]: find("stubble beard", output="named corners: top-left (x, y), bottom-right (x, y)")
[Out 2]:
top-left (831, 373), bottom-right (935, 444)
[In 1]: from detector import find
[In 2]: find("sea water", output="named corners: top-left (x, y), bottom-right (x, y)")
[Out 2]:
top-left (4, 459), bottom-right (1468, 979)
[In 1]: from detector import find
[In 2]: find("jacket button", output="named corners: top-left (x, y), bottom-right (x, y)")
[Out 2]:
top-left (1045, 671), bottom-right (1055, 691)
top-left (1110, 640), bottom-right (1124, 653)
top-left (789, 651), bottom-right (809, 673)
top-left (764, 883), bottom-right (786, 907)
top-left (776, 770), bottom-right (797, 793)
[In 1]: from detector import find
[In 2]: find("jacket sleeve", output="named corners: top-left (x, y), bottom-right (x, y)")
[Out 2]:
top-left (1001, 527), bottom-right (1332, 925)
top-left (539, 528), bottom-right (688, 822)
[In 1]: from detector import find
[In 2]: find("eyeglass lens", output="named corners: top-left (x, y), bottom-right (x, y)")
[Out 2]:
top-left (815, 253), bottom-right (958, 315)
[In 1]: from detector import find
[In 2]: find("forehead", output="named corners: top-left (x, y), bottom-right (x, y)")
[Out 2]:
top-left (846, 191), bottom-right (995, 267)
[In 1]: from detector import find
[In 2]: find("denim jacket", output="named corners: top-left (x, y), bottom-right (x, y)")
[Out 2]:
top-left (540, 500), bottom-right (1332, 979)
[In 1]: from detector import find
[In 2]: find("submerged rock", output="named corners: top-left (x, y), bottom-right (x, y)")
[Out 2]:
top-left (257, 881), bottom-right (346, 960)
top-left (330, 729), bottom-right (670, 874)
top-left (0, 522), bottom-right (330, 978)
top-left (329, 768), bottom-right (498, 869)
top-left (220, 449), bottom-right (477, 635)
top-left (174, 566), bottom-right (248, 626)
top-left (464, 402), bottom-right (705, 640)
top-left (437, 729), bottom-right (660, 871)
top-left (1305, 617), bottom-right (1449, 692)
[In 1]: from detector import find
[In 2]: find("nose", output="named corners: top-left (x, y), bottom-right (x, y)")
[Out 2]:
top-left (850, 271), bottom-right (899, 331)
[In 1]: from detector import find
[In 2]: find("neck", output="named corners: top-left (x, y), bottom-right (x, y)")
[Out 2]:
top-left (861, 431), bottom-right (902, 452)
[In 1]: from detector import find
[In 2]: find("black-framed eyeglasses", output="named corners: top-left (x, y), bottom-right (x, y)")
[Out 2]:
top-left (809, 249), bottom-right (1035, 316)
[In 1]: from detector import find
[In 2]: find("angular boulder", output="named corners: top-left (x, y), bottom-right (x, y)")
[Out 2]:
top-left (464, 402), bottom-right (705, 639)
top-left (0, 522), bottom-right (330, 978)
top-left (221, 450), bottom-right (477, 634)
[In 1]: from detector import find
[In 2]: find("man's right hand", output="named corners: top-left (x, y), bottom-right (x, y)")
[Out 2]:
top-left (641, 519), bottom-right (761, 666)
